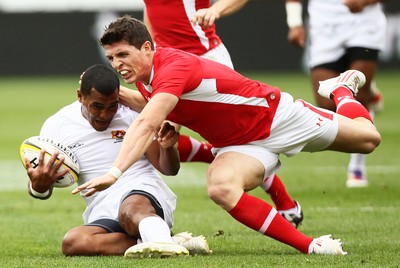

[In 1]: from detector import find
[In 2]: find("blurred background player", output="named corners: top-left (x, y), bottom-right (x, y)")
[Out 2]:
top-left (22, 64), bottom-right (210, 258)
top-left (285, 0), bottom-right (386, 187)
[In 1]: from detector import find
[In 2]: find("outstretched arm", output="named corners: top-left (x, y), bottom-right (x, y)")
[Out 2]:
top-left (191, 0), bottom-right (249, 28)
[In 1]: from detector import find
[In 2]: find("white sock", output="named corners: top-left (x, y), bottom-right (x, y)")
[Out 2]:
top-left (138, 216), bottom-right (174, 243)
top-left (348, 153), bottom-right (366, 174)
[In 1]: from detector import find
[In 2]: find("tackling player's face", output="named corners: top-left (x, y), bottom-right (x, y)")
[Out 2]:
top-left (79, 88), bottom-right (119, 131)
top-left (104, 41), bottom-right (153, 84)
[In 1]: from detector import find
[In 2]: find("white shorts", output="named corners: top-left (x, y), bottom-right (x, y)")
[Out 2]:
top-left (82, 174), bottom-right (177, 228)
top-left (201, 43), bottom-right (234, 69)
top-left (213, 93), bottom-right (338, 178)
top-left (308, 2), bottom-right (386, 68)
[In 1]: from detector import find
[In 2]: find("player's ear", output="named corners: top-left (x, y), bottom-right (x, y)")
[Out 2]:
top-left (77, 89), bottom-right (83, 103)
top-left (142, 41), bottom-right (153, 53)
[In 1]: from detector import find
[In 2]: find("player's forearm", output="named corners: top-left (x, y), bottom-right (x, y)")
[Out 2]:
top-left (114, 118), bottom-right (157, 173)
top-left (212, 0), bottom-right (249, 18)
top-left (158, 145), bottom-right (180, 175)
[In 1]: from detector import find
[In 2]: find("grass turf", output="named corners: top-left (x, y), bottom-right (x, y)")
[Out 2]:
top-left (0, 71), bottom-right (399, 267)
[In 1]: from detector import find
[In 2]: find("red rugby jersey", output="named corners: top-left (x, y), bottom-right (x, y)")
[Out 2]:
top-left (136, 48), bottom-right (281, 147)
top-left (144, 0), bottom-right (222, 55)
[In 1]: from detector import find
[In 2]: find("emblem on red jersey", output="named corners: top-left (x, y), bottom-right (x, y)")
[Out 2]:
top-left (111, 130), bottom-right (126, 143)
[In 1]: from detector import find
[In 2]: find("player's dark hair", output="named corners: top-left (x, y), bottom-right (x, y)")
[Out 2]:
top-left (80, 64), bottom-right (120, 97)
top-left (99, 15), bottom-right (154, 50)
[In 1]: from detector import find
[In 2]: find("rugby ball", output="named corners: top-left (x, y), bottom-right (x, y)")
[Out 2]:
top-left (19, 136), bottom-right (79, 188)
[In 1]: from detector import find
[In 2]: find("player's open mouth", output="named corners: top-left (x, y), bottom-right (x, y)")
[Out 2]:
top-left (120, 70), bottom-right (129, 77)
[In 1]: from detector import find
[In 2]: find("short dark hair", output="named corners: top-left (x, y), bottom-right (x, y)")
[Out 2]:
top-left (99, 15), bottom-right (154, 50)
top-left (80, 64), bottom-right (120, 97)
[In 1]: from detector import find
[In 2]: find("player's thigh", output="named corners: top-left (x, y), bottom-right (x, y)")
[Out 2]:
top-left (63, 225), bottom-right (108, 245)
top-left (119, 194), bottom-right (157, 220)
top-left (208, 151), bottom-right (265, 192)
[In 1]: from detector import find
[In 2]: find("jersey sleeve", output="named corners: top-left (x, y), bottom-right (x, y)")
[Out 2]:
top-left (151, 50), bottom-right (202, 98)
top-left (40, 115), bottom-right (63, 140)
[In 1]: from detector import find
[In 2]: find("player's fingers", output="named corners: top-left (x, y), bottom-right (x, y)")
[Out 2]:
top-left (46, 150), bottom-right (60, 168)
top-left (56, 168), bottom-right (70, 178)
top-left (38, 149), bottom-right (46, 166)
top-left (52, 155), bottom-right (64, 170)
top-left (158, 122), bottom-right (173, 139)
top-left (191, 9), bottom-right (206, 25)
top-left (84, 188), bottom-right (97, 197)
top-left (203, 13), bottom-right (216, 28)
top-left (71, 182), bottom-right (90, 194)
top-left (24, 157), bottom-right (31, 169)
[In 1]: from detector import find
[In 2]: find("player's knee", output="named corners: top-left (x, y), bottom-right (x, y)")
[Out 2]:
top-left (207, 164), bottom-right (243, 210)
top-left (364, 131), bottom-right (381, 153)
top-left (208, 184), bottom-right (226, 204)
top-left (62, 229), bottom-right (89, 256)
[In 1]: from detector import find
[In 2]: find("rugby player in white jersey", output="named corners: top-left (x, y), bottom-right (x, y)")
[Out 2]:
top-left (23, 64), bottom-right (210, 258)
top-left (285, 0), bottom-right (386, 187)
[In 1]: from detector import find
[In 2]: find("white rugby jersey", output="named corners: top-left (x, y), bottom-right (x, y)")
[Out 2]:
top-left (40, 101), bottom-right (163, 206)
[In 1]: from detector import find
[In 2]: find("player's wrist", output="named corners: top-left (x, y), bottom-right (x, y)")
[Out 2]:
top-left (29, 181), bottom-right (50, 198)
top-left (107, 166), bottom-right (123, 180)
top-left (285, 2), bottom-right (303, 28)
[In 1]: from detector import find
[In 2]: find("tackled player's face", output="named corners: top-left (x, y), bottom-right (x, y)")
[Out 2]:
top-left (79, 88), bottom-right (119, 131)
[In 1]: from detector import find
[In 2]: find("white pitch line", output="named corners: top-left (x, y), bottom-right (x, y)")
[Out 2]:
top-left (310, 206), bottom-right (400, 213)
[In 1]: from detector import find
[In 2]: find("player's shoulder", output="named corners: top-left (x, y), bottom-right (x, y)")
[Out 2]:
top-left (46, 100), bottom-right (76, 119)
top-left (156, 47), bottom-right (199, 62)
top-left (41, 101), bottom-right (80, 134)
top-left (115, 103), bottom-right (140, 121)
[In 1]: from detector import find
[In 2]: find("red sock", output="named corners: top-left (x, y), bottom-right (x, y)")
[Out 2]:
top-left (177, 135), bottom-right (214, 163)
top-left (261, 174), bottom-right (296, 210)
top-left (229, 192), bottom-right (312, 253)
top-left (332, 86), bottom-right (373, 122)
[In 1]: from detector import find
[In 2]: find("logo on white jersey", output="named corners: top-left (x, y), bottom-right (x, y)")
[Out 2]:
top-left (112, 130), bottom-right (126, 143)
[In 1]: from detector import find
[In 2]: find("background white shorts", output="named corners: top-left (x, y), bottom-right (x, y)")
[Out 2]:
top-left (82, 174), bottom-right (177, 228)
top-left (201, 43), bottom-right (234, 69)
top-left (308, 2), bottom-right (386, 68)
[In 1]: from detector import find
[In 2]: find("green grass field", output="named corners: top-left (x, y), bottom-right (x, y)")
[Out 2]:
top-left (0, 71), bottom-right (399, 267)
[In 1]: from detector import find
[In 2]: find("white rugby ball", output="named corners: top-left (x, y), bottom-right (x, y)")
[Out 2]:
top-left (19, 136), bottom-right (79, 188)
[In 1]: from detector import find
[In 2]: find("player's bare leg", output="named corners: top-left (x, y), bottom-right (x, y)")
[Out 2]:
top-left (207, 151), bottom-right (345, 255)
top-left (62, 226), bottom-right (136, 256)
top-left (312, 64), bottom-right (381, 187)
top-left (318, 70), bottom-right (381, 153)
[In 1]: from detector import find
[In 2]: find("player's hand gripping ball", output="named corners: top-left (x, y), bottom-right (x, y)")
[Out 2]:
top-left (19, 136), bottom-right (79, 187)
